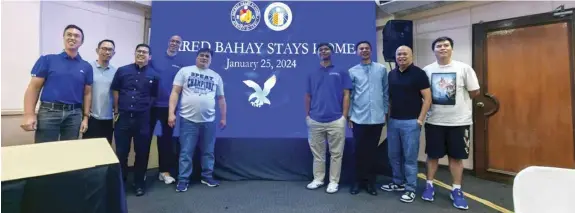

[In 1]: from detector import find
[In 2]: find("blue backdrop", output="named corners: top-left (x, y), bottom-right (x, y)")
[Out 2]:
top-left (151, 1), bottom-right (389, 182)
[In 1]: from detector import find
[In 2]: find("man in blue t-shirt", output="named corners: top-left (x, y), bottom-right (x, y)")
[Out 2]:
top-left (304, 43), bottom-right (352, 194)
top-left (168, 48), bottom-right (227, 192)
top-left (21, 24), bottom-right (93, 143)
top-left (149, 35), bottom-right (185, 184)
top-left (111, 44), bottom-right (160, 196)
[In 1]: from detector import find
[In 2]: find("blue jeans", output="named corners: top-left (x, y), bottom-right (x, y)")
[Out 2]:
top-left (387, 118), bottom-right (421, 192)
top-left (178, 118), bottom-right (216, 183)
top-left (35, 103), bottom-right (82, 143)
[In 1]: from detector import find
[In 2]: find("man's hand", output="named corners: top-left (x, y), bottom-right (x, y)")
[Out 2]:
top-left (80, 117), bottom-right (89, 133)
top-left (219, 119), bottom-right (227, 130)
top-left (20, 114), bottom-right (37, 131)
top-left (168, 113), bottom-right (176, 128)
top-left (417, 119), bottom-right (423, 127)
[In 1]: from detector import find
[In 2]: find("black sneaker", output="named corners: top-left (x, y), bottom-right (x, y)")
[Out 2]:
top-left (400, 191), bottom-right (416, 203)
top-left (380, 183), bottom-right (406, 192)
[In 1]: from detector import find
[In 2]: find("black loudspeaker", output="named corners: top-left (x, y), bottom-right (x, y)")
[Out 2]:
top-left (382, 20), bottom-right (414, 62)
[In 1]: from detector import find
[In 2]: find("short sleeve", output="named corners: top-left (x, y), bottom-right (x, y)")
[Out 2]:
top-left (84, 64), bottom-right (94, 85)
top-left (305, 73), bottom-right (311, 95)
top-left (216, 75), bottom-right (224, 96)
top-left (341, 70), bottom-right (352, 90)
top-left (416, 69), bottom-right (431, 90)
top-left (464, 66), bottom-right (480, 91)
top-left (110, 68), bottom-right (122, 91)
top-left (173, 68), bottom-right (186, 86)
top-left (30, 56), bottom-right (49, 78)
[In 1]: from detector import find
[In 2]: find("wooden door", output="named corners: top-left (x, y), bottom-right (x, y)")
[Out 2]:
top-left (472, 10), bottom-right (575, 182)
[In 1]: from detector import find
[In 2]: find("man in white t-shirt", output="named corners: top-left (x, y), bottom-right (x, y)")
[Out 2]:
top-left (421, 37), bottom-right (480, 210)
top-left (167, 48), bottom-right (227, 192)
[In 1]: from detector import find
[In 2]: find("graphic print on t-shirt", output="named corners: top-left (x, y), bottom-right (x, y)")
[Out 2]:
top-left (431, 72), bottom-right (457, 105)
top-left (186, 72), bottom-right (216, 96)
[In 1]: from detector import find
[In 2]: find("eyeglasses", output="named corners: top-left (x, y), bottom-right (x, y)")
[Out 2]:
top-left (136, 50), bottom-right (149, 55)
top-left (99, 47), bottom-right (114, 53)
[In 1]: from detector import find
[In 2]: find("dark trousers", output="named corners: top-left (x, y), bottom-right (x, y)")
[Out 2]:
top-left (149, 107), bottom-right (177, 174)
top-left (83, 116), bottom-right (114, 143)
top-left (114, 110), bottom-right (152, 188)
top-left (352, 122), bottom-right (384, 184)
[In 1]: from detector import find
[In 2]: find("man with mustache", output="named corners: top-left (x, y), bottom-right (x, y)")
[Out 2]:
top-left (380, 45), bottom-right (431, 204)
top-left (149, 35), bottom-right (185, 185)
top-left (304, 43), bottom-right (352, 194)
top-left (21, 24), bottom-right (92, 143)
top-left (169, 48), bottom-right (227, 192)
top-left (421, 37), bottom-right (479, 210)
top-left (83, 39), bottom-right (117, 144)
top-left (348, 41), bottom-right (388, 196)
top-left (111, 44), bottom-right (160, 196)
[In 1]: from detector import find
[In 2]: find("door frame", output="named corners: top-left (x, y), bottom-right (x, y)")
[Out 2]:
top-left (472, 8), bottom-right (575, 182)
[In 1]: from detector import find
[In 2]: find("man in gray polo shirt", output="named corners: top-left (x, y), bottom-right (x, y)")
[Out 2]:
top-left (168, 48), bottom-right (227, 192)
top-left (83, 39), bottom-right (117, 143)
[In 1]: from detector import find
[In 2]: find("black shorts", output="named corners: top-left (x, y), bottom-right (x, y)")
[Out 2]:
top-left (424, 124), bottom-right (471, 160)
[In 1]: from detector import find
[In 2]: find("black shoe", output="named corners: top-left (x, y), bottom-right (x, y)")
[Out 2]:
top-left (135, 187), bottom-right (145, 196)
top-left (366, 184), bottom-right (378, 196)
top-left (349, 183), bottom-right (360, 195)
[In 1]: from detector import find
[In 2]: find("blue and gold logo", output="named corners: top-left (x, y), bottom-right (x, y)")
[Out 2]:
top-left (264, 2), bottom-right (292, 31)
top-left (230, 0), bottom-right (261, 32)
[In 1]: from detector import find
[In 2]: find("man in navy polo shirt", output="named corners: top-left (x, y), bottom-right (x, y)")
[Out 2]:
top-left (111, 44), bottom-right (159, 196)
top-left (149, 35), bottom-right (185, 185)
top-left (304, 43), bottom-right (352, 194)
top-left (380, 45), bottom-right (431, 203)
top-left (21, 24), bottom-right (93, 143)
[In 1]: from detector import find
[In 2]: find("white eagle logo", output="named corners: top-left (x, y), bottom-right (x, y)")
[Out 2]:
top-left (243, 75), bottom-right (277, 108)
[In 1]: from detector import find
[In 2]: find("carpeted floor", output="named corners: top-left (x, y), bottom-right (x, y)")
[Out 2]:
top-left (125, 167), bottom-right (513, 213)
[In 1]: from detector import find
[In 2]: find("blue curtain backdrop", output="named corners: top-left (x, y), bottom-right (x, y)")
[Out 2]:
top-left (151, 1), bottom-right (390, 183)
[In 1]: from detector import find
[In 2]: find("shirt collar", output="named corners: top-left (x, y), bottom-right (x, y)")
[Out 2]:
top-left (60, 51), bottom-right (82, 60)
top-left (396, 63), bottom-right (414, 73)
top-left (134, 63), bottom-right (148, 71)
top-left (93, 60), bottom-right (111, 70)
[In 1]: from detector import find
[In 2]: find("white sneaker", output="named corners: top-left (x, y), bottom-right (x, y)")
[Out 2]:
top-left (306, 180), bottom-right (324, 189)
top-left (326, 183), bottom-right (339, 193)
top-left (159, 173), bottom-right (176, 184)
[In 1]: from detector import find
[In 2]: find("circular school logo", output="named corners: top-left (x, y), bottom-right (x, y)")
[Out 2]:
top-left (230, 0), bottom-right (261, 32)
top-left (263, 2), bottom-right (292, 31)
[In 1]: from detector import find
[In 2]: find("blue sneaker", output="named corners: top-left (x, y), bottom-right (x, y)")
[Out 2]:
top-left (421, 183), bottom-right (435, 202)
top-left (201, 178), bottom-right (220, 187)
top-left (175, 181), bottom-right (188, 192)
top-left (450, 188), bottom-right (469, 210)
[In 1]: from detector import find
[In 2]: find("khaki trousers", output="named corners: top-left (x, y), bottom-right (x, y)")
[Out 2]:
top-left (306, 116), bottom-right (346, 184)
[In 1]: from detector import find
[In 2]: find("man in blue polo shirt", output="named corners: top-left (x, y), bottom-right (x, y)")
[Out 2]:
top-left (380, 45), bottom-right (431, 203)
top-left (348, 41), bottom-right (388, 196)
top-left (83, 39), bottom-right (117, 143)
top-left (149, 35), bottom-right (185, 184)
top-left (111, 44), bottom-right (159, 196)
top-left (21, 24), bottom-right (93, 143)
top-left (305, 43), bottom-right (352, 194)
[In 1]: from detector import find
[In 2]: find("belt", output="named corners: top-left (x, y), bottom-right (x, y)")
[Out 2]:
top-left (40, 102), bottom-right (82, 110)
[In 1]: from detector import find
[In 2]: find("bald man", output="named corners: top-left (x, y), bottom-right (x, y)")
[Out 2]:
top-left (149, 35), bottom-right (186, 184)
top-left (380, 45), bottom-right (431, 203)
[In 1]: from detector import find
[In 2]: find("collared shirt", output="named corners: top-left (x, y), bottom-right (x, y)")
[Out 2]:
top-left (388, 64), bottom-right (430, 120)
top-left (348, 62), bottom-right (389, 125)
top-left (30, 52), bottom-right (93, 104)
top-left (149, 52), bottom-right (186, 108)
top-left (306, 64), bottom-right (353, 123)
top-left (90, 60), bottom-right (117, 120)
top-left (111, 63), bottom-right (160, 112)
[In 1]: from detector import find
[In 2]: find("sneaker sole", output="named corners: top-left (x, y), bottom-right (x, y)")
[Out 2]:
top-left (175, 188), bottom-right (188, 192)
top-left (380, 187), bottom-right (406, 192)
top-left (450, 194), bottom-right (469, 210)
top-left (400, 198), bottom-right (414, 203)
top-left (201, 180), bottom-right (219, 187)
top-left (421, 197), bottom-right (434, 202)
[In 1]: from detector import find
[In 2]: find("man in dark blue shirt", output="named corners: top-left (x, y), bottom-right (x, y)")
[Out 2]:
top-left (21, 24), bottom-right (93, 143)
top-left (149, 35), bottom-right (185, 184)
top-left (111, 44), bottom-right (159, 196)
top-left (380, 46), bottom-right (431, 203)
top-left (304, 43), bottom-right (352, 194)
